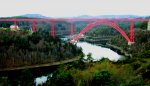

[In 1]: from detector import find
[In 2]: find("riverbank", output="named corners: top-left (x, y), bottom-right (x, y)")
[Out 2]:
top-left (105, 43), bottom-right (132, 58)
top-left (0, 56), bottom-right (81, 72)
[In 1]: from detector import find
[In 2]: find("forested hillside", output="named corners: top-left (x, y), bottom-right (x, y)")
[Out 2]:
top-left (0, 29), bottom-right (83, 68)
top-left (109, 30), bottom-right (150, 57)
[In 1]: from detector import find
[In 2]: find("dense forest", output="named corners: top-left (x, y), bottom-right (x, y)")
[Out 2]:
top-left (45, 58), bottom-right (147, 86)
top-left (0, 29), bottom-right (83, 68)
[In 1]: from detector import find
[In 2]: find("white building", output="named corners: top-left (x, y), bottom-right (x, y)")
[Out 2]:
top-left (10, 25), bottom-right (19, 30)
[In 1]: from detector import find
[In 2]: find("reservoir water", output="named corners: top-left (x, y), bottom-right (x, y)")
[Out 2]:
top-left (76, 42), bottom-right (124, 61)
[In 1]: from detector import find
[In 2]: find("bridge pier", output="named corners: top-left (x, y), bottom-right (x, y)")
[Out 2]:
top-left (128, 42), bottom-right (135, 45)
top-left (70, 23), bottom-right (74, 40)
top-left (32, 21), bottom-right (36, 32)
top-left (14, 19), bottom-right (17, 30)
top-left (130, 20), bottom-right (135, 42)
top-left (51, 19), bottom-right (55, 38)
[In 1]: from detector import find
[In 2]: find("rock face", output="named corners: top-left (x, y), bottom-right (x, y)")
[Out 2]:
top-left (147, 20), bottom-right (150, 31)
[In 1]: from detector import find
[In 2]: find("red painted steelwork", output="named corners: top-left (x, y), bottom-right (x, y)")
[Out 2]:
top-left (130, 20), bottom-right (134, 42)
top-left (74, 21), bottom-right (131, 42)
top-left (32, 21), bottom-right (36, 32)
top-left (0, 18), bottom-right (149, 43)
top-left (14, 19), bottom-right (17, 30)
top-left (70, 23), bottom-right (74, 40)
top-left (51, 19), bottom-right (55, 38)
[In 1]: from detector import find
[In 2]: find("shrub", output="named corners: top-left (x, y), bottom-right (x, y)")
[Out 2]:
top-left (48, 67), bottom-right (75, 86)
top-left (19, 69), bottom-right (35, 86)
top-left (91, 70), bottom-right (112, 86)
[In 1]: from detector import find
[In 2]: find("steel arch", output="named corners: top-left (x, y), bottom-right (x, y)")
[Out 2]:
top-left (74, 21), bottom-right (131, 42)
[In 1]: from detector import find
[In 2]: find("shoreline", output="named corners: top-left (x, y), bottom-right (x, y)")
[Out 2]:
top-left (0, 56), bottom-right (81, 72)
top-left (105, 43), bottom-right (132, 58)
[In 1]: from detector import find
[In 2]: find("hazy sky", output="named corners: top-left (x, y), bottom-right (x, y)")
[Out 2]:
top-left (0, 0), bottom-right (149, 17)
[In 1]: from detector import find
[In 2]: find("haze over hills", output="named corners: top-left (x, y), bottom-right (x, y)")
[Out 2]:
top-left (14, 14), bottom-right (148, 19)
top-left (19, 14), bottom-right (48, 18)
top-left (76, 15), bottom-right (147, 19)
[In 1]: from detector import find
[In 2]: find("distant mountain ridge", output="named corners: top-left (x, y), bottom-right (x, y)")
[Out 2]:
top-left (20, 14), bottom-right (48, 18)
top-left (76, 15), bottom-right (147, 19)
top-left (15, 14), bottom-right (148, 19)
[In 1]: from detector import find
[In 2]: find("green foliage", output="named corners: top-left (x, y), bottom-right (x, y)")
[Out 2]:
top-left (91, 70), bottom-right (112, 86)
top-left (137, 50), bottom-right (150, 58)
top-left (19, 69), bottom-right (34, 86)
top-left (64, 58), bottom-right (144, 85)
top-left (0, 22), bottom-right (13, 28)
top-left (68, 59), bottom-right (85, 70)
top-left (135, 22), bottom-right (148, 29)
top-left (86, 28), bottom-right (119, 37)
top-left (43, 55), bottom-right (150, 86)
top-left (127, 75), bottom-right (146, 86)
top-left (48, 66), bottom-right (75, 86)
top-left (87, 53), bottom-right (93, 62)
top-left (0, 77), bottom-right (10, 86)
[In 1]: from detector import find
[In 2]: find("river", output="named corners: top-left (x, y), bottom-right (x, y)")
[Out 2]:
top-left (35, 42), bottom-right (124, 85)
top-left (77, 42), bottom-right (124, 61)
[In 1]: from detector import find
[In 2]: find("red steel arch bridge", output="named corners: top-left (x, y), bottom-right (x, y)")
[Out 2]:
top-left (0, 18), bottom-right (149, 44)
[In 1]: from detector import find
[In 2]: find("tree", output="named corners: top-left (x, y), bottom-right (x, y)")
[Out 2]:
top-left (91, 70), bottom-right (112, 86)
top-left (19, 69), bottom-right (35, 86)
top-left (0, 77), bottom-right (10, 86)
top-left (48, 68), bottom-right (75, 86)
top-left (87, 53), bottom-right (93, 62)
